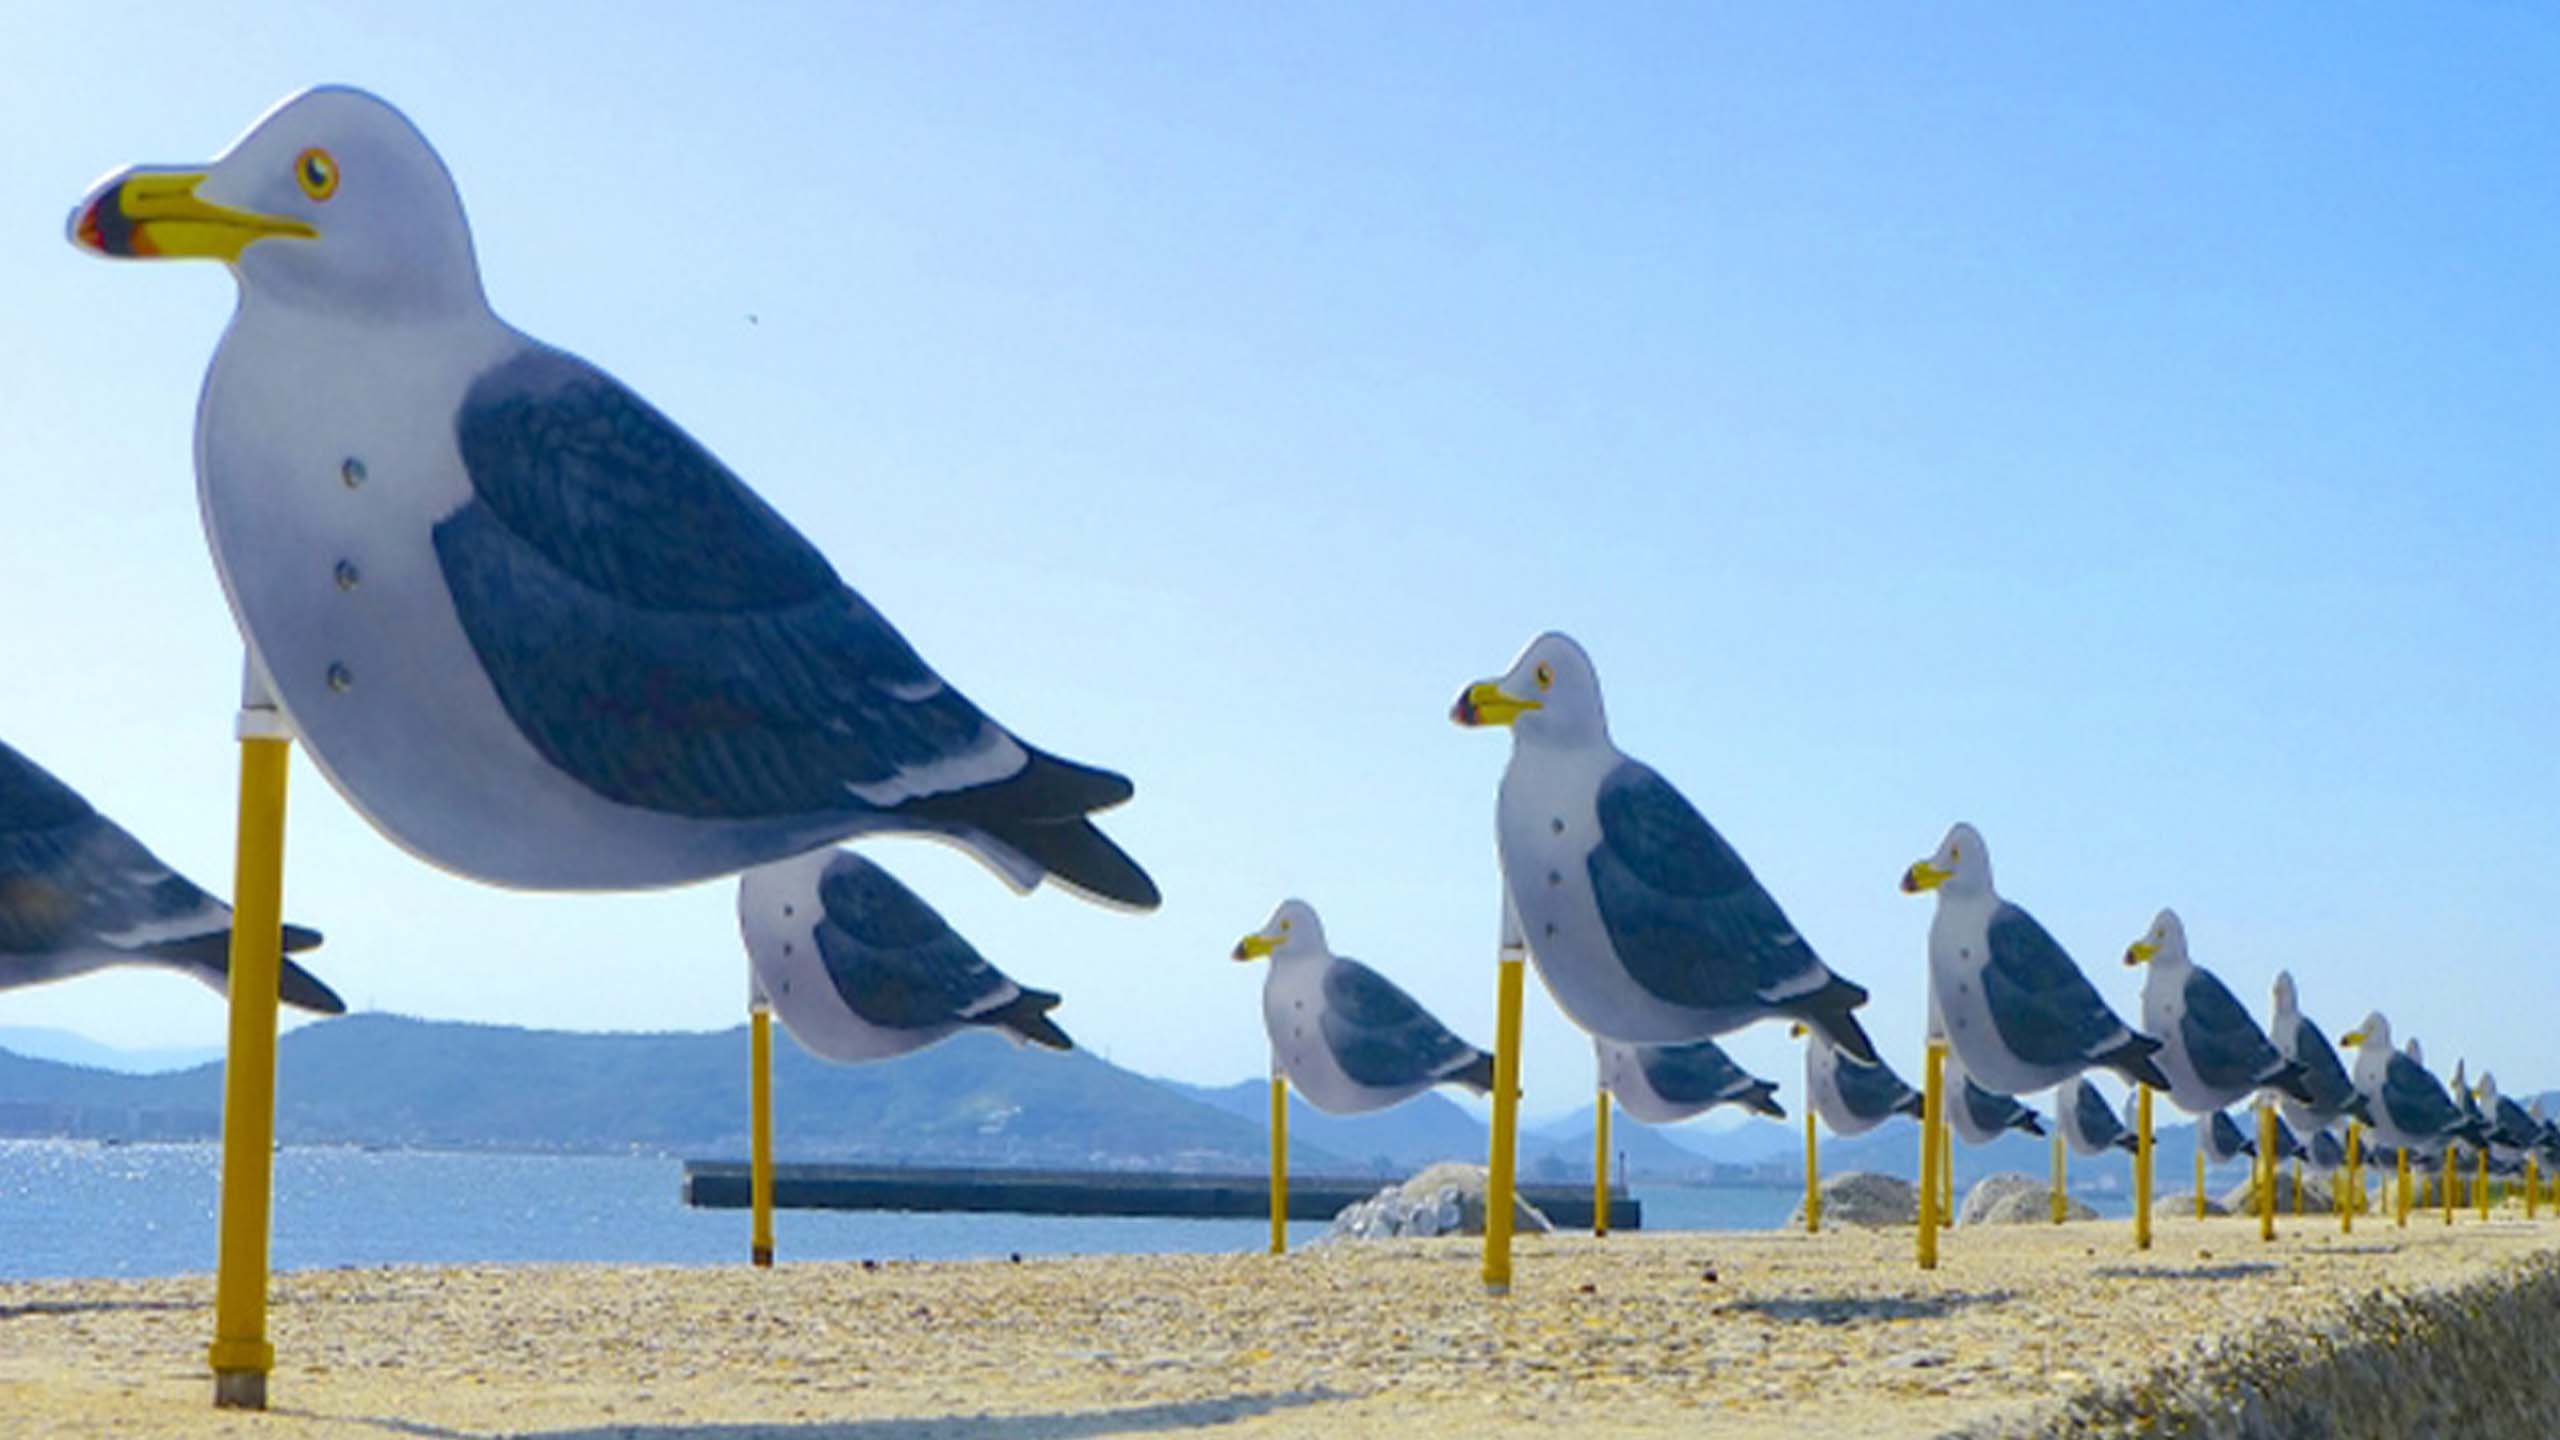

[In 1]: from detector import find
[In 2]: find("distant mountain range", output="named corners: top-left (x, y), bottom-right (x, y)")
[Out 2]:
top-left (5, 1015), bottom-right (2436, 1196)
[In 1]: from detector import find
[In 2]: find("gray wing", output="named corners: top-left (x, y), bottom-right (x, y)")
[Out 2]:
top-left (2072, 1079), bottom-right (2128, 1146)
top-left (439, 348), bottom-right (1131, 828)
top-left (809, 853), bottom-right (1011, 1030)
top-left (2380, 1052), bottom-right (2463, 1138)
top-left (1962, 1076), bottom-right (2042, 1135)
top-left (2285, 1016), bottom-right (2359, 1113)
top-left (0, 741), bottom-right (223, 961)
top-left (1832, 1051), bottom-right (1923, 1122)
top-left (2494, 1096), bottom-right (2541, 1149)
top-left (2312, 1128), bottom-right (2345, 1169)
top-left (1319, 957), bottom-right (1480, 1090)
top-left (1584, 761), bottom-right (1826, 1010)
top-left (1980, 903), bottom-right (2132, 1068)
top-left (2179, 967), bottom-right (2284, 1092)
top-left (1631, 1039), bottom-right (1756, 1106)
top-left (2209, 1110), bottom-right (2251, 1158)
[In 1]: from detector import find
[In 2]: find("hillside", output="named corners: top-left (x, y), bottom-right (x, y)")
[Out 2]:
top-left (0, 1015), bottom-right (1346, 1172)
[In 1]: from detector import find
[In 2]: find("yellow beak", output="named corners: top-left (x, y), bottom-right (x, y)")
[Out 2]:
top-left (2125, 940), bottom-right (2158, 966)
top-left (1450, 680), bottom-right (1541, 728)
top-left (1787, 1023), bottom-right (1807, 1039)
top-left (70, 169), bottom-right (314, 262)
top-left (1900, 860), bottom-right (1950, 894)
top-left (1232, 933), bottom-right (1278, 962)
top-left (2339, 1030), bottom-right (2366, 1048)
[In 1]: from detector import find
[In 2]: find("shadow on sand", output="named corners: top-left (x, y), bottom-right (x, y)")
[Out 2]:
top-left (0, 1297), bottom-right (197, 1321)
top-left (1716, 1290), bottom-right (2016, 1325)
top-left (2090, 1262), bottom-right (2276, 1281)
top-left (292, 1389), bottom-right (1341, 1440)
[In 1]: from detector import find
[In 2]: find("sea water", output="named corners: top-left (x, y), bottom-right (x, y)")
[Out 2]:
top-left (1, 1140), bottom-right (2165, 1281)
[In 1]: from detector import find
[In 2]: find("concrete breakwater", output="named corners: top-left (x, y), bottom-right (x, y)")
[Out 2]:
top-left (1965, 1241), bottom-right (2560, 1439)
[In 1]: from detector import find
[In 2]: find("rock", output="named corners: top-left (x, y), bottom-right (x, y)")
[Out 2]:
top-left (1957, 1172), bottom-right (2097, 1225)
top-left (1957, 1173), bottom-right (2038, 1226)
top-left (1786, 1171), bottom-right (1917, 1228)
top-left (1317, 1162), bottom-right (1551, 1243)
top-left (2160, 1190), bottom-right (2229, 1217)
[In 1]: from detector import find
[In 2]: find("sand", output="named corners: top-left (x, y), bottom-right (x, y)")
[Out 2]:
top-left (3, 1214), bottom-right (2556, 1438)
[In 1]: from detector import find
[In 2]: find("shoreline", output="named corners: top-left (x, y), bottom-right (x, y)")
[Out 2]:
top-left (6, 1217), bottom-right (2557, 1437)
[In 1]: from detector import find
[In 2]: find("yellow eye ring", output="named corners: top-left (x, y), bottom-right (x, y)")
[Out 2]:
top-left (295, 147), bottom-right (339, 201)
top-left (1534, 661), bottom-right (1554, 690)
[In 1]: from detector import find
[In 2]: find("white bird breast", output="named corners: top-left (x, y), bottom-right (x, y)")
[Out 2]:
top-left (199, 311), bottom-right (848, 890)
top-left (1927, 893), bottom-right (2074, 1096)
top-left (738, 853), bottom-right (949, 1063)
top-left (1498, 744), bottom-right (1723, 1044)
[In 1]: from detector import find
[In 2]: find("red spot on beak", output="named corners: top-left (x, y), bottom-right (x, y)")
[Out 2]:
top-left (1450, 689), bottom-right (1477, 726)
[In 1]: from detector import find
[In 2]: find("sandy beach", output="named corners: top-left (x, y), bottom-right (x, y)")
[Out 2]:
top-left (5, 1214), bottom-right (2558, 1438)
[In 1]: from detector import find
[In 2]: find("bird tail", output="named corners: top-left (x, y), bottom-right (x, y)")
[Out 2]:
top-left (2098, 1033), bottom-right (2171, 1092)
top-left (2111, 1132), bottom-right (2139, 1154)
top-left (901, 746), bottom-right (1159, 910)
top-left (1894, 1091), bottom-right (1927, 1121)
top-left (1450, 1050), bottom-right (1497, 1095)
top-left (1745, 1081), bottom-right (1786, 1120)
top-left (2267, 1059), bottom-right (2317, 1106)
top-left (1787, 976), bottom-right (1877, 1065)
top-left (2016, 1112), bottom-right (2047, 1138)
top-left (981, 988), bottom-right (1073, 1051)
top-left (140, 926), bottom-right (346, 1015)
top-left (2348, 1092), bottom-right (2375, 1125)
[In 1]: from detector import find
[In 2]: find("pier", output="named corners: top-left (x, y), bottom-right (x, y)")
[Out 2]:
top-left (681, 1161), bottom-right (1639, 1230)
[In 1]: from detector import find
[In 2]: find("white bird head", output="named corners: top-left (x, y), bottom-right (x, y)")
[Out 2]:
top-left (2271, 969), bottom-right (2299, 1023)
top-left (70, 86), bottom-right (486, 322)
top-left (1232, 898), bottom-right (1328, 963)
top-left (1900, 821), bottom-right (1991, 898)
top-left (2479, 1071), bottom-right (2499, 1107)
top-left (2122, 907), bottom-right (2188, 969)
top-left (2338, 1010), bottom-right (2392, 1058)
top-left (1450, 631), bottom-right (1607, 747)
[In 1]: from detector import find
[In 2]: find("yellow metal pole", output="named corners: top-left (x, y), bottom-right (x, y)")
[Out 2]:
top-left (2195, 1141), bottom-right (2207, 1221)
top-left (2050, 1127), bottom-right (2066, 1225)
top-left (749, 1005), bottom-right (775, 1267)
top-left (1804, 1107), bottom-right (1820, 1235)
top-left (209, 722), bottom-right (290, 1410)
top-left (1938, 1110), bottom-right (1953, 1218)
top-left (2477, 1146), bottom-right (2489, 1221)
top-left (1481, 951), bottom-right (1525, 1293)
top-left (2529, 1157), bottom-right (2539, 1219)
top-left (1269, 1070), bottom-right (1289, 1255)
top-left (1593, 1087), bottom-right (1611, 1238)
top-left (2341, 1123), bottom-right (2358, 1234)
top-left (1917, 1039), bottom-right (1944, 1270)
top-left (2444, 1148), bottom-right (2456, 1226)
top-left (2292, 1158), bottom-right (2302, 1216)
top-left (2257, 1100), bottom-right (2276, 1242)
top-left (2396, 1147), bottom-right (2410, 1228)
top-left (2134, 1086), bottom-right (2153, 1251)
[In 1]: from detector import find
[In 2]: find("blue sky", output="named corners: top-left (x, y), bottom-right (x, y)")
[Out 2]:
top-left (3, 6), bottom-right (2555, 1126)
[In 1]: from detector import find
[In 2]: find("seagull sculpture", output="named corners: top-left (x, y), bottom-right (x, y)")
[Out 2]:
top-left (739, 848), bottom-right (1069, 1060)
top-left (1793, 1022), bottom-right (1924, 1137)
top-left (1, 738), bottom-right (341, 1011)
top-left (1234, 900), bottom-right (1492, 1114)
top-left (2057, 1075), bottom-right (2138, 1157)
top-left (1901, 823), bottom-right (2167, 1094)
top-left (2267, 970), bottom-right (2370, 1131)
top-left (2123, 908), bottom-right (2312, 1113)
top-left (1596, 1036), bottom-right (1784, 1124)
top-left (2339, 1012), bottom-right (2472, 1156)
top-left (68, 86), bottom-right (1154, 906)
top-left (1452, 631), bottom-right (1874, 1059)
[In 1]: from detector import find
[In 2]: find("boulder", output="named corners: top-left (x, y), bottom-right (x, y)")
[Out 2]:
top-left (1318, 1162), bottom-right (1552, 1243)
top-left (1959, 1172), bottom-right (2096, 1225)
top-left (1787, 1170), bottom-right (1917, 1228)
top-left (2162, 1190), bottom-right (2229, 1217)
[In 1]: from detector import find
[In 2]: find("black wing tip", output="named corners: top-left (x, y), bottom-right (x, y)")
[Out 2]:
top-left (992, 817), bottom-right (1160, 912)
top-left (1895, 1092), bottom-right (1927, 1120)
top-left (2272, 1060), bottom-right (2317, 1105)
top-left (2017, 1114), bottom-right (2047, 1137)
top-left (281, 923), bottom-right (324, 953)
top-left (278, 958), bottom-right (348, 1015)
top-left (2112, 1133), bottom-right (2139, 1154)
top-left (1747, 1083), bottom-right (1786, 1120)
top-left (1797, 980), bottom-right (1877, 1065)
top-left (2105, 1035), bottom-right (2172, 1093)
top-left (1454, 1050), bottom-right (1497, 1095)
top-left (988, 989), bottom-right (1073, 1051)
